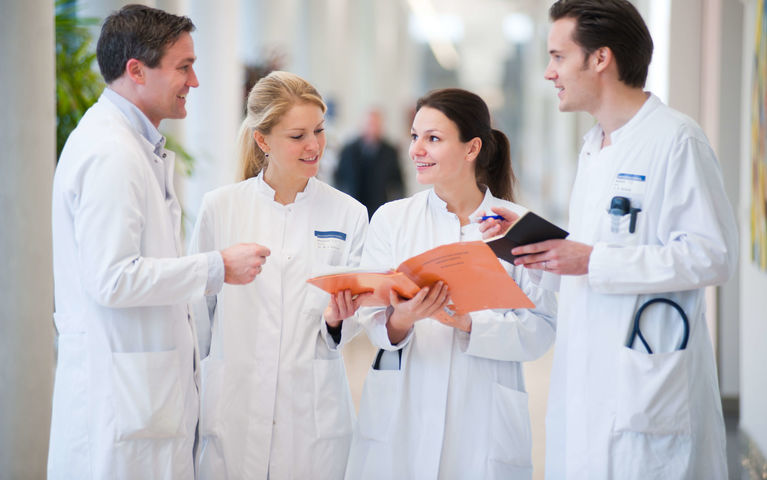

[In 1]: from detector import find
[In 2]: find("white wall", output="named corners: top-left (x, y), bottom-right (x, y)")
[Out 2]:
top-left (713, 0), bottom-right (744, 400)
top-left (739, 0), bottom-right (767, 457)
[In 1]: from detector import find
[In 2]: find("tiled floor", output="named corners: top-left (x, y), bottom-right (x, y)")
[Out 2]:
top-left (726, 413), bottom-right (767, 480)
top-left (726, 415), bottom-right (744, 479)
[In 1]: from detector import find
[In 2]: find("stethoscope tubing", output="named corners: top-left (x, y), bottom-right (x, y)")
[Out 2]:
top-left (627, 297), bottom-right (690, 354)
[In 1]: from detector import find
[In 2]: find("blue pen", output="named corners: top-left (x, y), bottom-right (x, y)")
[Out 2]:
top-left (479, 215), bottom-right (505, 221)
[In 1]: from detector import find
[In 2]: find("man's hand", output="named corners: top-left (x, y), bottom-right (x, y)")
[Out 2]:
top-left (477, 206), bottom-right (520, 239)
top-left (324, 290), bottom-right (373, 328)
top-left (511, 239), bottom-right (593, 276)
top-left (221, 243), bottom-right (271, 284)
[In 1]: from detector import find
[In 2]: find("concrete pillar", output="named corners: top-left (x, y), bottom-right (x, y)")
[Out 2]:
top-left (0, 0), bottom-right (56, 477)
top-left (183, 0), bottom-right (242, 220)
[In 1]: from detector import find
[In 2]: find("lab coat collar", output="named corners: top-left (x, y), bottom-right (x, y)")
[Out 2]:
top-left (474, 186), bottom-right (497, 216)
top-left (295, 176), bottom-right (317, 202)
top-left (254, 171), bottom-right (276, 199)
top-left (427, 189), bottom-right (450, 217)
top-left (253, 170), bottom-right (317, 203)
top-left (609, 92), bottom-right (659, 144)
top-left (584, 92), bottom-right (661, 148)
top-left (102, 88), bottom-right (166, 154)
top-left (427, 185), bottom-right (495, 218)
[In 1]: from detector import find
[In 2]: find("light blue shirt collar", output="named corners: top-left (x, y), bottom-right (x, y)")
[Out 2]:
top-left (103, 87), bottom-right (166, 155)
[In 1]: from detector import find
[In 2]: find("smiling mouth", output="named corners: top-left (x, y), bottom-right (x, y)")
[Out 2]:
top-left (300, 156), bottom-right (318, 163)
top-left (416, 162), bottom-right (435, 168)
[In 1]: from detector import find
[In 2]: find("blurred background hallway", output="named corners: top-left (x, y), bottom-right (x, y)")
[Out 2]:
top-left (2, 0), bottom-right (765, 478)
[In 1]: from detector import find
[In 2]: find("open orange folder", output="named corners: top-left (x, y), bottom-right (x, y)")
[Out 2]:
top-left (307, 241), bottom-right (535, 318)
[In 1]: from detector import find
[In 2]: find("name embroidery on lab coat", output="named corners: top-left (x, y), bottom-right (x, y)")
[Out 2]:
top-left (314, 230), bottom-right (346, 251)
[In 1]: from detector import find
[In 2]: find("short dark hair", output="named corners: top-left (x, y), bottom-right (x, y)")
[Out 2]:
top-left (549, 0), bottom-right (653, 88)
top-left (96, 4), bottom-right (195, 84)
top-left (416, 88), bottom-right (516, 202)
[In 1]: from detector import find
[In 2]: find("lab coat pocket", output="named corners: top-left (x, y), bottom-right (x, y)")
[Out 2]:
top-left (357, 367), bottom-right (403, 441)
top-left (111, 349), bottom-right (184, 441)
top-left (614, 347), bottom-right (691, 434)
top-left (604, 210), bottom-right (643, 247)
top-left (314, 357), bottom-right (354, 439)
top-left (609, 347), bottom-right (692, 479)
top-left (488, 383), bottom-right (533, 470)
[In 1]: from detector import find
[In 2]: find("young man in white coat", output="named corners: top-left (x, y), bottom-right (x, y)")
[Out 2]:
top-left (483, 0), bottom-right (737, 478)
top-left (49, 5), bottom-right (269, 479)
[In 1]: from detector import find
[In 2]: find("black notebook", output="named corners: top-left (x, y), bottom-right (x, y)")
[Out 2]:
top-left (485, 211), bottom-right (569, 263)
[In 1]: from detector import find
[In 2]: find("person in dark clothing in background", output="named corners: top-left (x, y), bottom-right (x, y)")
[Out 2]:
top-left (334, 108), bottom-right (404, 217)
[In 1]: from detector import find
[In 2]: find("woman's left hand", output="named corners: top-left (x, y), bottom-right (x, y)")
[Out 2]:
top-left (435, 310), bottom-right (472, 333)
top-left (324, 289), bottom-right (372, 327)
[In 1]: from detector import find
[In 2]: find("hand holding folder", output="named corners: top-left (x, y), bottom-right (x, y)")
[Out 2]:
top-left (307, 241), bottom-right (535, 317)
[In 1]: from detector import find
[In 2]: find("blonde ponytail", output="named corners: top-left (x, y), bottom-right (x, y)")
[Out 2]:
top-left (236, 119), bottom-right (266, 181)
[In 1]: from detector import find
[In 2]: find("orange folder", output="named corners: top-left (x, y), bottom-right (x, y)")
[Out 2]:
top-left (307, 241), bottom-right (535, 315)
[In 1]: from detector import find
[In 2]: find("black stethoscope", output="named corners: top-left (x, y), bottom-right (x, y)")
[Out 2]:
top-left (626, 298), bottom-right (690, 353)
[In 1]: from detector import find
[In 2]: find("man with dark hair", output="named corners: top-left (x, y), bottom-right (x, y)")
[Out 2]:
top-left (49, 5), bottom-right (269, 479)
top-left (483, 0), bottom-right (736, 477)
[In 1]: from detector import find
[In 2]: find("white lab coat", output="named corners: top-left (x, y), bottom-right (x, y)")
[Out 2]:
top-left (49, 94), bottom-right (209, 479)
top-left (345, 188), bottom-right (557, 480)
top-left (189, 173), bottom-right (368, 479)
top-left (545, 94), bottom-right (737, 479)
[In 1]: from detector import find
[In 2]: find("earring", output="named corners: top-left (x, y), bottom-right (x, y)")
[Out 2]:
top-left (264, 152), bottom-right (269, 158)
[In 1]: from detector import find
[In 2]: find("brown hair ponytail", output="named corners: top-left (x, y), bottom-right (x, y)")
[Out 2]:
top-left (415, 88), bottom-right (516, 201)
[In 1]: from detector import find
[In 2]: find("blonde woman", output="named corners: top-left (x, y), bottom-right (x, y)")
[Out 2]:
top-left (189, 71), bottom-right (368, 479)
